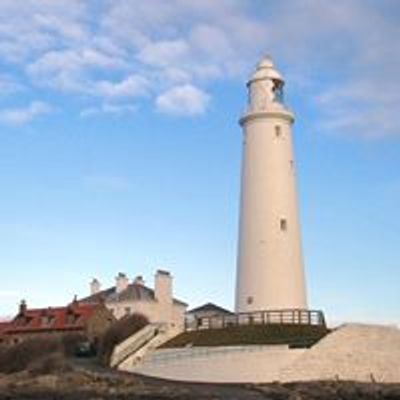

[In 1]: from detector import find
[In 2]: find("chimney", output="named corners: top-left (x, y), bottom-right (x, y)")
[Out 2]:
top-left (90, 278), bottom-right (101, 295)
top-left (115, 272), bottom-right (129, 293)
top-left (154, 269), bottom-right (172, 304)
top-left (133, 275), bottom-right (145, 285)
top-left (19, 299), bottom-right (27, 315)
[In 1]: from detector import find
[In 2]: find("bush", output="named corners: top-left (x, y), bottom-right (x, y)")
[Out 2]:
top-left (0, 336), bottom-right (62, 374)
top-left (98, 313), bottom-right (149, 366)
top-left (28, 352), bottom-right (73, 375)
top-left (0, 333), bottom-right (91, 374)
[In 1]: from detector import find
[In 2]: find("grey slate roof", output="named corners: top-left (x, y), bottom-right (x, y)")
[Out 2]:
top-left (187, 302), bottom-right (233, 315)
top-left (79, 283), bottom-right (187, 307)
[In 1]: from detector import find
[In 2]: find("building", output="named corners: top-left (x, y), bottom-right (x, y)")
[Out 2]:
top-left (185, 302), bottom-right (233, 330)
top-left (0, 321), bottom-right (11, 346)
top-left (80, 270), bottom-right (187, 330)
top-left (0, 299), bottom-right (115, 346)
top-left (235, 56), bottom-right (307, 313)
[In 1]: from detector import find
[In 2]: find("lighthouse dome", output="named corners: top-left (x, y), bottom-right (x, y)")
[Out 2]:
top-left (250, 55), bottom-right (283, 83)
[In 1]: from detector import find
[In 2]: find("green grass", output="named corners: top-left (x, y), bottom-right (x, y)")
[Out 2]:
top-left (161, 324), bottom-right (329, 349)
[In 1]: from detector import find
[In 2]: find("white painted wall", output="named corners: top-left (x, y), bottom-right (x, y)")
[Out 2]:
top-left (127, 345), bottom-right (304, 383)
top-left (236, 56), bottom-right (307, 312)
top-left (107, 298), bottom-right (186, 330)
top-left (91, 270), bottom-right (187, 330)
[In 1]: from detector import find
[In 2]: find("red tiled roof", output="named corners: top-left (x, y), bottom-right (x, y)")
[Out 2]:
top-left (5, 302), bottom-right (99, 334)
top-left (0, 321), bottom-right (11, 333)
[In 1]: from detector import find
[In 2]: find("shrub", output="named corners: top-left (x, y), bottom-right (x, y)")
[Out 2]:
top-left (98, 313), bottom-right (149, 365)
top-left (0, 336), bottom-right (62, 374)
top-left (28, 352), bottom-right (73, 375)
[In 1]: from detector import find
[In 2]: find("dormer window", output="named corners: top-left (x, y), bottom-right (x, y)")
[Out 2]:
top-left (66, 313), bottom-right (77, 325)
top-left (41, 315), bottom-right (53, 326)
top-left (15, 315), bottom-right (29, 326)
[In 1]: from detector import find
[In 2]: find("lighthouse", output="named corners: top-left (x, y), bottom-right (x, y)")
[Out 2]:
top-left (235, 56), bottom-right (307, 313)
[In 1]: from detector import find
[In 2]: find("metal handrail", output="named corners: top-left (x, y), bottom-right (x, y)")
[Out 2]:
top-left (185, 309), bottom-right (326, 331)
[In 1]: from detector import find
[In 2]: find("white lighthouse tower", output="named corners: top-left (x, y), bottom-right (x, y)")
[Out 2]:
top-left (235, 56), bottom-right (307, 313)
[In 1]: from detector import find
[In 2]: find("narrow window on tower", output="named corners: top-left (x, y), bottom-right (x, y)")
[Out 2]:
top-left (247, 296), bottom-right (253, 305)
top-left (275, 125), bottom-right (282, 138)
top-left (280, 218), bottom-right (288, 231)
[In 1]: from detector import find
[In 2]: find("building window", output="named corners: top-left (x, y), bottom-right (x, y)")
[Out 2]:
top-left (247, 296), bottom-right (253, 305)
top-left (66, 313), bottom-right (76, 325)
top-left (275, 125), bottom-right (282, 138)
top-left (280, 218), bottom-right (288, 231)
top-left (41, 315), bottom-right (53, 326)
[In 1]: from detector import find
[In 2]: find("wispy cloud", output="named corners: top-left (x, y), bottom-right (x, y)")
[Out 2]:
top-left (0, 1), bottom-right (399, 133)
top-left (93, 75), bottom-right (150, 98)
top-left (80, 103), bottom-right (136, 118)
top-left (156, 84), bottom-right (210, 116)
top-left (0, 101), bottom-right (52, 125)
top-left (0, 74), bottom-right (23, 95)
top-left (0, 0), bottom-right (264, 117)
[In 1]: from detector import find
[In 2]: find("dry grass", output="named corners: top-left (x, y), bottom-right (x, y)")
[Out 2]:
top-left (0, 336), bottom-right (62, 374)
top-left (0, 333), bottom-right (88, 374)
top-left (162, 324), bottom-right (329, 348)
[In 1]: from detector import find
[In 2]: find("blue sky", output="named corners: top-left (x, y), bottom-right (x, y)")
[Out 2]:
top-left (0, 0), bottom-right (399, 326)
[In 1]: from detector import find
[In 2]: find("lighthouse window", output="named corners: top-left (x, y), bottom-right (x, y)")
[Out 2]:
top-left (247, 296), bottom-right (253, 305)
top-left (280, 218), bottom-right (288, 231)
top-left (275, 125), bottom-right (282, 138)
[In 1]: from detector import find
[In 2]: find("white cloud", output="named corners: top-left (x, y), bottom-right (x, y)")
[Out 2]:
top-left (27, 48), bottom-right (126, 92)
top-left (0, 101), bottom-right (52, 125)
top-left (313, 80), bottom-right (400, 138)
top-left (138, 39), bottom-right (190, 68)
top-left (156, 84), bottom-right (210, 116)
top-left (0, 0), bottom-right (88, 62)
top-left (0, 74), bottom-right (23, 95)
top-left (80, 103), bottom-right (136, 118)
top-left (94, 75), bottom-right (149, 98)
top-left (0, 0), bottom-right (399, 131)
